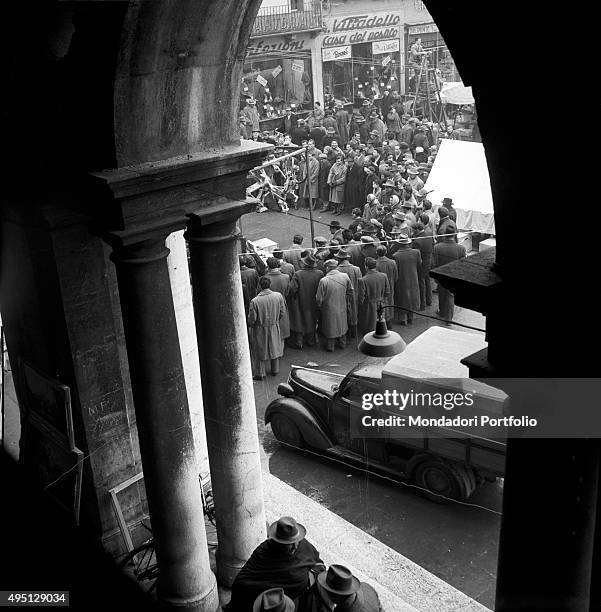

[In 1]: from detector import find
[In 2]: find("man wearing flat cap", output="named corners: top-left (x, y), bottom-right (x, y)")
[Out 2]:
top-left (299, 564), bottom-right (383, 611)
top-left (315, 259), bottom-right (354, 351)
top-left (226, 516), bottom-right (323, 611)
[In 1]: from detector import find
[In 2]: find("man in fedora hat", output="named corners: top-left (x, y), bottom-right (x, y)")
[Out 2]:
top-left (253, 588), bottom-right (294, 612)
top-left (329, 219), bottom-right (345, 243)
top-left (335, 248), bottom-right (363, 339)
top-left (406, 165), bottom-right (424, 193)
top-left (436, 207), bottom-right (457, 243)
top-left (375, 245), bottom-right (397, 324)
top-left (315, 259), bottom-right (354, 351)
top-left (226, 517), bottom-right (323, 611)
top-left (273, 250), bottom-right (295, 280)
top-left (240, 255), bottom-right (260, 316)
top-left (266, 257), bottom-right (291, 341)
top-left (288, 253), bottom-right (324, 349)
top-left (299, 564), bottom-right (383, 611)
top-left (392, 234), bottom-right (421, 326)
top-left (411, 221), bottom-right (435, 310)
top-left (241, 97), bottom-right (260, 133)
top-left (441, 196), bottom-right (457, 222)
top-left (327, 153), bottom-right (347, 215)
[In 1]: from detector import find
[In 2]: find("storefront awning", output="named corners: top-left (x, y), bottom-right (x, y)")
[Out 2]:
top-left (425, 139), bottom-right (495, 234)
top-left (440, 81), bottom-right (475, 105)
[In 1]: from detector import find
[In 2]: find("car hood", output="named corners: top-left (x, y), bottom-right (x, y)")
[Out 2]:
top-left (290, 367), bottom-right (344, 398)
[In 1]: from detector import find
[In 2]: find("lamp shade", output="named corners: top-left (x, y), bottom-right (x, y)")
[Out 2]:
top-left (358, 319), bottom-right (406, 357)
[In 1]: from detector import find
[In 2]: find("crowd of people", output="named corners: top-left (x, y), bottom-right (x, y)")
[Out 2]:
top-left (225, 516), bottom-right (383, 611)
top-left (241, 189), bottom-right (467, 379)
top-left (244, 94), bottom-right (458, 216)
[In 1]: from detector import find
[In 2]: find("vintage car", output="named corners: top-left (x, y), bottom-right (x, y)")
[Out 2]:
top-left (265, 327), bottom-right (507, 502)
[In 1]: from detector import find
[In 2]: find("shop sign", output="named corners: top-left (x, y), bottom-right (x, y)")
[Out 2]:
top-left (322, 13), bottom-right (400, 47)
top-left (322, 45), bottom-right (352, 62)
top-left (381, 55), bottom-right (392, 67)
top-left (291, 60), bottom-right (304, 73)
top-left (271, 65), bottom-right (282, 77)
top-left (256, 74), bottom-right (268, 86)
top-left (407, 22), bottom-right (439, 36)
top-left (247, 38), bottom-right (307, 57)
top-left (373, 39), bottom-right (400, 55)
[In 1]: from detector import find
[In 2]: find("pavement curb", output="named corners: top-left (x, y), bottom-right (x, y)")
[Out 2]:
top-left (263, 471), bottom-right (491, 612)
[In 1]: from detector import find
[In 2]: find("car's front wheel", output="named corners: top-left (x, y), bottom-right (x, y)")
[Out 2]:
top-left (270, 414), bottom-right (305, 449)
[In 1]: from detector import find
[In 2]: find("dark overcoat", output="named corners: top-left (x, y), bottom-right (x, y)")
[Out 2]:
top-left (359, 269), bottom-right (390, 333)
top-left (375, 256), bottom-right (398, 318)
top-left (392, 246), bottom-right (421, 312)
top-left (336, 260), bottom-right (363, 326)
top-left (288, 266), bottom-right (324, 334)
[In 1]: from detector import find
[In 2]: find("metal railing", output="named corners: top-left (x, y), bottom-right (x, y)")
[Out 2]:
top-left (251, 3), bottom-right (323, 37)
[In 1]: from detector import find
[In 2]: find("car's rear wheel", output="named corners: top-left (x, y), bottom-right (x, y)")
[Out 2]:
top-left (270, 414), bottom-right (304, 449)
top-left (413, 459), bottom-right (475, 503)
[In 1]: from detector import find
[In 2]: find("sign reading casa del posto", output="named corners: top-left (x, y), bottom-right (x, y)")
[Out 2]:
top-left (322, 13), bottom-right (401, 47)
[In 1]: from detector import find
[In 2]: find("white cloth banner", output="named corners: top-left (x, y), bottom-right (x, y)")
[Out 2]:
top-left (424, 139), bottom-right (495, 234)
top-left (439, 81), bottom-right (475, 105)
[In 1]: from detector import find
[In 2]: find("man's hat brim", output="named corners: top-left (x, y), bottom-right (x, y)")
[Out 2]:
top-left (267, 520), bottom-right (306, 544)
top-left (317, 572), bottom-right (361, 596)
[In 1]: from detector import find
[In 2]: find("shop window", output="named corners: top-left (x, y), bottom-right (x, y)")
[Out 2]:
top-left (242, 52), bottom-right (313, 121)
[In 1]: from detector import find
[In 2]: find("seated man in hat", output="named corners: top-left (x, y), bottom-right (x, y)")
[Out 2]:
top-left (299, 564), bottom-right (383, 611)
top-left (226, 517), bottom-right (324, 611)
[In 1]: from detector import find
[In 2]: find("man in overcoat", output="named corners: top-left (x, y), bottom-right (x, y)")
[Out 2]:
top-left (375, 245), bottom-right (397, 325)
top-left (240, 255), bottom-right (259, 315)
top-left (247, 276), bottom-right (287, 379)
top-left (298, 564), bottom-right (383, 612)
top-left (298, 152), bottom-right (320, 210)
top-left (317, 153), bottom-right (332, 211)
top-left (359, 257), bottom-right (390, 334)
top-left (287, 253), bottom-right (324, 349)
top-left (433, 233), bottom-right (466, 320)
top-left (411, 221), bottom-right (435, 309)
top-left (284, 234), bottom-right (305, 270)
top-left (392, 235), bottom-right (421, 325)
top-left (335, 103), bottom-right (351, 146)
top-left (334, 248), bottom-right (363, 339)
top-left (265, 257), bottom-right (291, 341)
top-left (327, 153), bottom-right (347, 215)
top-left (315, 259), bottom-right (354, 352)
top-left (343, 154), bottom-right (365, 215)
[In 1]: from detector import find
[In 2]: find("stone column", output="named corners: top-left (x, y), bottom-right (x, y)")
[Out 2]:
top-left (185, 213), bottom-right (266, 587)
top-left (109, 236), bottom-right (219, 612)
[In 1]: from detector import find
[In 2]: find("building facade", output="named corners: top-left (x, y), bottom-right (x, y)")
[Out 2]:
top-left (242, 0), bottom-right (324, 127)
top-left (316, 0), bottom-right (457, 103)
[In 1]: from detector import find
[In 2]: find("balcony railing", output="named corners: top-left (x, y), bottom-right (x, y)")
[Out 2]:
top-left (251, 3), bottom-right (323, 38)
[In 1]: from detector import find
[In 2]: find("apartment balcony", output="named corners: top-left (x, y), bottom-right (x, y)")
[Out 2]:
top-left (250, 3), bottom-right (323, 38)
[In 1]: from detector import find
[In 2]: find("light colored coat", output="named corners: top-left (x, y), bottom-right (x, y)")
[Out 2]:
top-left (247, 289), bottom-right (286, 360)
top-left (265, 269), bottom-right (290, 339)
top-left (327, 162), bottom-right (347, 204)
top-left (359, 269), bottom-right (391, 333)
top-left (298, 155), bottom-right (320, 200)
top-left (315, 269), bottom-right (354, 338)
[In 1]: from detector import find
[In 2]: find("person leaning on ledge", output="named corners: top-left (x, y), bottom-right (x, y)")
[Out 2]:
top-left (225, 516), bottom-right (324, 611)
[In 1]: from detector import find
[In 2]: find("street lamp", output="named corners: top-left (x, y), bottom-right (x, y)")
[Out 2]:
top-left (359, 303), bottom-right (486, 357)
top-left (358, 304), bottom-right (406, 357)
